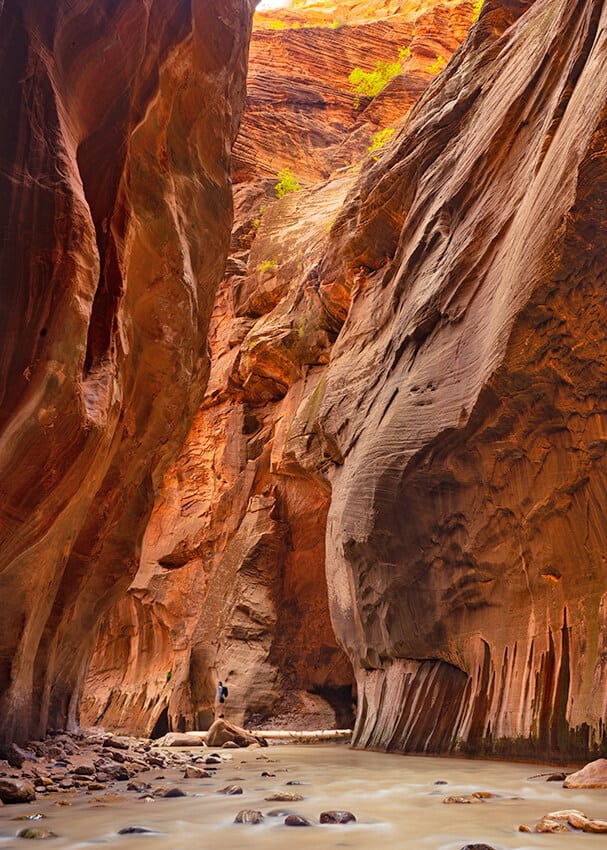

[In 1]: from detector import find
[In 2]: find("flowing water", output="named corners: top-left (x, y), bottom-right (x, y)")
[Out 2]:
top-left (1, 744), bottom-right (606, 850)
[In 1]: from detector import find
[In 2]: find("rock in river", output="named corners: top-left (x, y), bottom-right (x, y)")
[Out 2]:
top-left (265, 792), bottom-right (303, 802)
top-left (17, 828), bottom-right (57, 840)
top-left (235, 810), bottom-right (264, 824)
top-left (320, 811), bottom-right (356, 824)
top-left (285, 814), bottom-right (312, 827)
top-left (0, 779), bottom-right (36, 804)
top-left (564, 759), bottom-right (607, 789)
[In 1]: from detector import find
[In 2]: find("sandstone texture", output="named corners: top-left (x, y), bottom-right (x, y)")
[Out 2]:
top-left (563, 759), bottom-right (607, 789)
top-left (314, 0), bottom-right (607, 758)
top-left (205, 719), bottom-right (266, 748)
top-left (83, 0), bottom-right (476, 737)
top-left (0, 0), bottom-right (253, 744)
top-left (236, 0), bottom-right (474, 182)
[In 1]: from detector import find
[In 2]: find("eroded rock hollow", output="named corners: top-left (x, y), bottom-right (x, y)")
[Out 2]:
top-left (0, 0), bottom-right (253, 744)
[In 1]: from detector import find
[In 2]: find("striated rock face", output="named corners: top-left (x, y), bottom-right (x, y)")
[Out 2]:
top-left (78, 0), bottom-right (607, 761)
top-left (83, 0), bottom-right (477, 736)
top-left (235, 0), bottom-right (475, 182)
top-left (314, 0), bottom-right (607, 759)
top-left (0, 0), bottom-right (253, 744)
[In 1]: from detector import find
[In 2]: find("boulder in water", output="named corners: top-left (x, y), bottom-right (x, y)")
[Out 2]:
top-left (320, 811), bottom-right (356, 824)
top-left (162, 787), bottom-right (187, 798)
top-left (234, 810), bottom-right (264, 824)
top-left (118, 827), bottom-right (155, 835)
top-left (17, 828), bottom-right (57, 840)
top-left (265, 792), bottom-right (303, 802)
top-left (0, 779), bottom-right (36, 804)
top-left (564, 759), bottom-right (607, 788)
top-left (284, 814), bottom-right (312, 827)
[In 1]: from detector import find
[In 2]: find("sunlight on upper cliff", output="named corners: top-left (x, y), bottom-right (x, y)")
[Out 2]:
top-left (257, 0), bottom-right (290, 9)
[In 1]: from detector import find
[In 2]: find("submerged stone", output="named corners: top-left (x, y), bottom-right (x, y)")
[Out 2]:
top-left (234, 809), bottom-right (264, 824)
top-left (284, 814), bottom-right (312, 827)
top-left (319, 810), bottom-right (356, 824)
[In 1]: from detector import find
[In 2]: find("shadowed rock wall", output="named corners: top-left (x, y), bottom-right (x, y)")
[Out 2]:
top-left (83, 0), bottom-right (476, 736)
top-left (0, 0), bottom-right (253, 745)
top-left (315, 0), bottom-right (607, 759)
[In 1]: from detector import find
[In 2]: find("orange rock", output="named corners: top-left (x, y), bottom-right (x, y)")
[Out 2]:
top-left (0, 0), bottom-right (253, 745)
top-left (564, 760), bottom-right (607, 789)
top-left (84, 0), bottom-right (477, 737)
top-left (315, 0), bottom-right (607, 758)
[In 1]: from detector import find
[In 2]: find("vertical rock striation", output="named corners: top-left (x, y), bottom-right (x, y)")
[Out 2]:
top-left (0, 0), bottom-right (253, 744)
top-left (316, 0), bottom-right (607, 759)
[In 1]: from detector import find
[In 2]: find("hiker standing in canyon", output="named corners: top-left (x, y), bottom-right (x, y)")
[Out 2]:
top-left (215, 680), bottom-right (228, 718)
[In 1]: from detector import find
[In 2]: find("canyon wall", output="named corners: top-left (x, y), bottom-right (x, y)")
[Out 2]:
top-left (83, 0), bottom-right (607, 761)
top-left (0, 0), bottom-right (253, 745)
top-left (315, 0), bottom-right (607, 759)
top-left (83, 0), bottom-right (475, 736)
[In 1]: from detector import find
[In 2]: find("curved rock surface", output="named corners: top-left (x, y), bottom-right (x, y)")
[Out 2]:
top-left (83, 0), bottom-right (476, 736)
top-left (316, 0), bottom-right (607, 758)
top-left (0, 0), bottom-right (253, 744)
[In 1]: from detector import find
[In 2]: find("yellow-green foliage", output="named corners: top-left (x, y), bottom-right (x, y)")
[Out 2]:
top-left (368, 127), bottom-right (396, 157)
top-left (259, 258), bottom-right (278, 274)
top-left (266, 19), bottom-right (287, 30)
top-left (427, 55), bottom-right (447, 74)
top-left (252, 204), bottom-right (266, 232)
top-left (275, 167), bottom-right (301, 198)
top-left (472, 0), bottom-right (484, 22)
top-left (349, 46), bottom-right (410, 107)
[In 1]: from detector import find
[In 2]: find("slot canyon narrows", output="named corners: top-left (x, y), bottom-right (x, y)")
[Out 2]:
top-left (2, 0), bottom-right (607, 835)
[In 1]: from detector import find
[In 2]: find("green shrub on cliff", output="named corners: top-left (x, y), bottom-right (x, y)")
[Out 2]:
top-left (275, 167), bottom-right (301, 198)
top-left (472, 0), bottom-right (484, 22)
top-left (259, 258), bottom-right (278, 274)
top-left (427, 55), bottom-right (447, 74)
top-left (349, 47), bottom-right (410, 108)
top-left (368, 127), bottom-right (396, 158)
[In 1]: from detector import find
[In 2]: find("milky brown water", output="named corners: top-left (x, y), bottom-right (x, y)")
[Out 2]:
top-left (1, 744), bottom-right (606, 850)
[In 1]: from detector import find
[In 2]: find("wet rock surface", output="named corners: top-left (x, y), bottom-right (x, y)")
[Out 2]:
top-left (284, 814), bottom-right (313, 827)
top-left (265, 792), bottom-right (304, 802)
top-left (118, 827), bottom-right (156, 835)
top-left (17, 828), bottom-right (57, 840)
top-left (521, 809), bottom-right (607, 834)
top-left (0, 780), bottom-right (36, 804)
top-left (319, 810), bottom-right (356, 823)
top-left (234, 809), bottom-right (264, 824)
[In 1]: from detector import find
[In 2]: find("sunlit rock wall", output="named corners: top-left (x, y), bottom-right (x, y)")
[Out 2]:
top-left (315, 0), bottom-right (607, 760)
top-left (0, 0), bottom-right (253, 744)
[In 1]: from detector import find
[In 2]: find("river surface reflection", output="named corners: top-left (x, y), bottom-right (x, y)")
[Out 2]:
top-left (0, 744), bottom-right (605, 850)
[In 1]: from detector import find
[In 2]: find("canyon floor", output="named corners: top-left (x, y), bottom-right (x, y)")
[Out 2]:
top-left (1, 734), bottom-right (606, 849)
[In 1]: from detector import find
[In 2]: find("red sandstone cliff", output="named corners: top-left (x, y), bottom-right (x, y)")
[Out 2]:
top-left (83, 0), bottom-right (476, 736)
top-left (0, 0), bottom-right (253, 745)
top-left (315, 0), bottom-right (607, 759)
top-left (86, 0), bottom-right (607, 761)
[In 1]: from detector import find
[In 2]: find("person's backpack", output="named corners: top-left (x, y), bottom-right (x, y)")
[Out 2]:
top-left (222, 685), bottom-right (229, 699)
